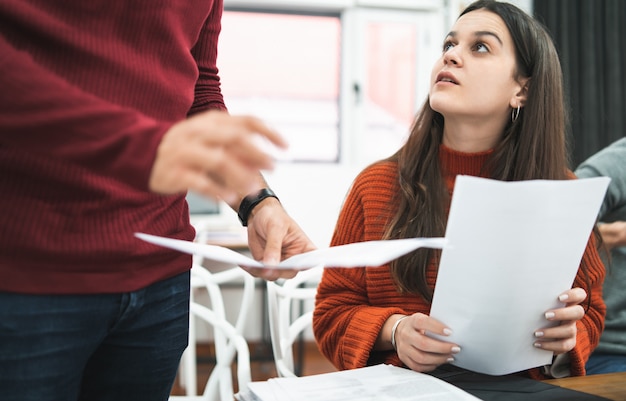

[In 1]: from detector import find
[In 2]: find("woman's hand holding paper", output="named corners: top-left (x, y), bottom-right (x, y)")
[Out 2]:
top-left (533, 287), bottom-right (587, 354)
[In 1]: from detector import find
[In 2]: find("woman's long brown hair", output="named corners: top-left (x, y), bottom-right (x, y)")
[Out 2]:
top-left (383, 0), bottom-right (573, 301)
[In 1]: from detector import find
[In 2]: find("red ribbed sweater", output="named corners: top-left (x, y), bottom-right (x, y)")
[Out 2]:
top-left (0, 0), bottom-right (225, 294)
top-left (313, 145), bottom-right (606, 379)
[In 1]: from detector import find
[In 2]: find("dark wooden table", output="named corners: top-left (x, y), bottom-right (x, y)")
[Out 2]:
top-left (543, 372), bottom-right (626, 401)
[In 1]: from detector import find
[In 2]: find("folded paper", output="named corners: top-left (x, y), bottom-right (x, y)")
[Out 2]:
top-left (135, 232), bottom-right (447, 269)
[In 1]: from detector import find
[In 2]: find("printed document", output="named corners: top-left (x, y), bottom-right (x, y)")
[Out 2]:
top-left (429, 176), bottom-right (610, 375)
top-left (235, 364), bottom-right (481, 401)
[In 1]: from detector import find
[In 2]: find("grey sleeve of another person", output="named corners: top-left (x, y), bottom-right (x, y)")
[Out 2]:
top-left (575, 137), bottom-right (626, 222)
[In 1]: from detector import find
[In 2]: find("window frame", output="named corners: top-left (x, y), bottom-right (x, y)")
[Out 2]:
top-left (222, 0), bottom-right (446, 168)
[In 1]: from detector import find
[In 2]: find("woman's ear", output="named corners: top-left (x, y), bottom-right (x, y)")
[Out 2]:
top-left (511, 77), bottom-right (530, 108)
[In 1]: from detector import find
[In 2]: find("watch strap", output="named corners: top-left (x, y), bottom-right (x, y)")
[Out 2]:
top-left (237, 188), bottom-right (279, 226)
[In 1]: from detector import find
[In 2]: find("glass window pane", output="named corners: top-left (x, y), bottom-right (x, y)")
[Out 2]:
top-left (217, 11), bottom-right (341, 162)
top-left (363, 21), bottom-right (417, 162)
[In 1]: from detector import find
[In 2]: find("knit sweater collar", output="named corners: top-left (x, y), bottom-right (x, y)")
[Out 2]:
top-left (439, 143), bottom-right (493, 178)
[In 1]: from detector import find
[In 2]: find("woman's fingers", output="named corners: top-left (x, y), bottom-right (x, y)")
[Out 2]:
top-left (397, 313), bottom-right (460, 373)
top-left (533, 287), bottom-right (586, 354)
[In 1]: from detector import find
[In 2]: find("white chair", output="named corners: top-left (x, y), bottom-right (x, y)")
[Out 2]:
top-left (266, 266), bottom-right (324, 378)
top-left (170, 295), bottom-right (251, 401)
top-left (172, 231), bottom-right (255, 400)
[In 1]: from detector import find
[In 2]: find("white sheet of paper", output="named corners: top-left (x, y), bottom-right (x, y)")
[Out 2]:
top-left (135, 233), bottom-right (447, 269)
top-left (429, 175), bottom-right (610, 375)
top-left (243, 364), bottom-right (481, 401)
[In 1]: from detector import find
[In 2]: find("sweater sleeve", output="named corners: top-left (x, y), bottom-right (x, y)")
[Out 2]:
top-left (313, 167), bottom-right (405, 370)
top-left (0, 35), bottom-right (170, 191)
top-left (575, 138), bottom-right (626, 220)
top-left (568, 232), bottom-right (606, 375)
top-left (189, 0), bottom-right (227, 115)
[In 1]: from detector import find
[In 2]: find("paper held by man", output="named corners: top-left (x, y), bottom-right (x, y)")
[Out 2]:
top-left (136, 175), bottom-right (609, 376)
top-left (134, 232), bottom-right (448, 269)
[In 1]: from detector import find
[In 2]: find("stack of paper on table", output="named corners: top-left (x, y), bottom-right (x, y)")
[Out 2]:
top-left (234, 364), bottom-right (481, 401)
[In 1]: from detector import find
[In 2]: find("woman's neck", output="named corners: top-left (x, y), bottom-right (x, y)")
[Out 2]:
top-left (441, 117), bottom-right (505, 152)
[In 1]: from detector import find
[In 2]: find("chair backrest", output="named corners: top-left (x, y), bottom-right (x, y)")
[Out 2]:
top-left (172, 254), bottom-right (255, 400)
top-left (266, 266), bottom-right (324, 378)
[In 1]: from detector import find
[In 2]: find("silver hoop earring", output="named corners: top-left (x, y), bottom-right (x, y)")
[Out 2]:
top-left (511, 105), bottom-right (521, 122)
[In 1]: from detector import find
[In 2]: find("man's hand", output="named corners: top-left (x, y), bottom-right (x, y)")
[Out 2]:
top-left (243, 197), bottom-right (316, 281)
top-left (149, 110), bottom-right (287, 204)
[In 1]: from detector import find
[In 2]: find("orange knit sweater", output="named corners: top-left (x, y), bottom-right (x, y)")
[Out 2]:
top-left (313, 145), bottom-right (606, 379)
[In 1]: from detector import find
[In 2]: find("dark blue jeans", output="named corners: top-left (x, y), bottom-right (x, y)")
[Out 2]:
top-left (585, 351), bottom-right (626, 375)
top-left (0, 271), bottom-right (190, 401)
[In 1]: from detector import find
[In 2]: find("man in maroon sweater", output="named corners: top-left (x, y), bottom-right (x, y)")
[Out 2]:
top-left (0, 0), bottom-right (315, 399)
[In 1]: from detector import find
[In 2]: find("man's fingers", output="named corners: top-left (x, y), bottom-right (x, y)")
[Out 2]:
top-left (194, 112), bottom-right (287, 152)
top-left (163, 142), bottom-right (264, 197)
top-left (224, 114), bottom-right (288, 149)
top-left (150, 110), bottom-right (288, 196)
top-left (242, 266), bottom-right (298, 281)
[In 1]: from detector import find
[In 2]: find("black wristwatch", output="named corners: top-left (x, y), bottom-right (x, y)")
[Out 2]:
top-left (237, 188), bottom-right (279, 226)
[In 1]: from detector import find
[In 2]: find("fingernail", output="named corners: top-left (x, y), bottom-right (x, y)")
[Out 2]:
top-left (534, 342), bottom-right (542, 348)
top-left (545, 312), bottom-right (555, 319)
top-left (559, 294), bottom-right (569, 302)
top-left (451, 346), bottom-right (461, 353)
top-left (443, 328), bottom-right (453, 336)
top-left (447, 357), bottom-right (455, 363)
top-left (534, 331), bottom-right (544, 338)
top-left (265, 259), bottom-right (279, 267)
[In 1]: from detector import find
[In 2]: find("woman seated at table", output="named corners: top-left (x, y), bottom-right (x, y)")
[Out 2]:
top-left (312, 0), bottom-right (605, 380)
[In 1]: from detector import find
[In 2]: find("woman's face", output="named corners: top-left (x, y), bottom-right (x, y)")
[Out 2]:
top-left (429, 9), bottom-right (525, 124)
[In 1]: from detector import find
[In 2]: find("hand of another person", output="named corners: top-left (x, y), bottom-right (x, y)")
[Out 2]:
top-left (598, 221), bottom-right (626, 250)
top-left (533, 287), bottom-right (586, 354)
top-left (149, 110), bottom-right (287, 203)
top-left (243, 197), bottom-right (317, 281)
top-left (392, 313), bottom-right (461, 373)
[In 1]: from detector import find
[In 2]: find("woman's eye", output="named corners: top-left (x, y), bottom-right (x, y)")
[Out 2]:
top-left (443, 42), bottom-right (454, 52)
top-left (475, 43), bottom-right (489, 53)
